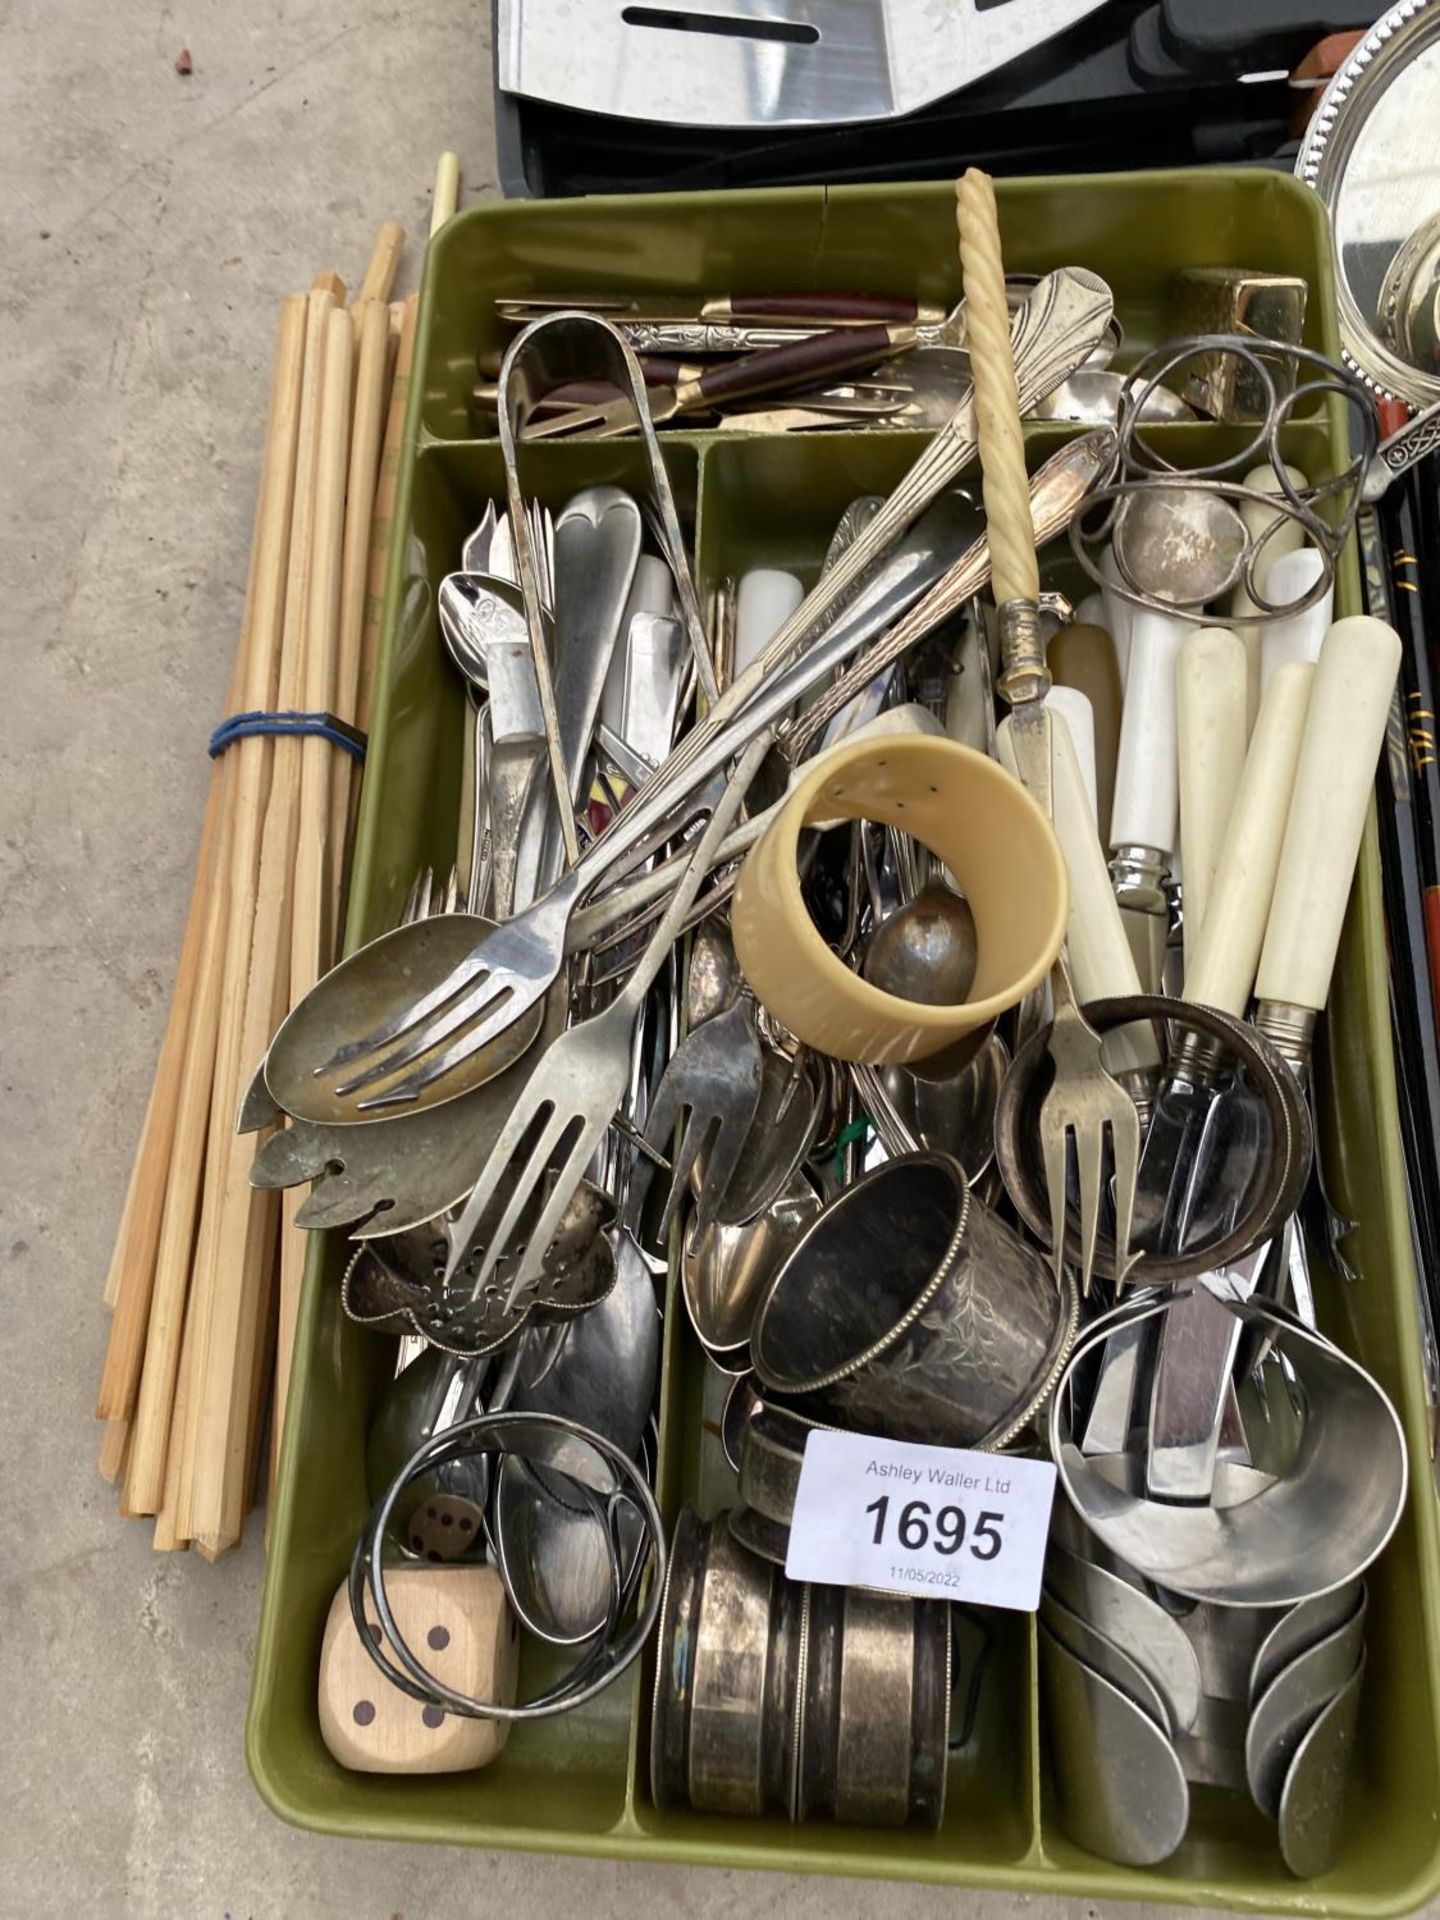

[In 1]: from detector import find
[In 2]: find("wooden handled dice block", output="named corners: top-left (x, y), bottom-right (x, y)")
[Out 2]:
top-left (319, 1564), bottom-right (520, 1773)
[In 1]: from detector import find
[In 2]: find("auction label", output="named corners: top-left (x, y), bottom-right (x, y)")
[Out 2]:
top-left (784, 1430), bottom-right (1056, 1610)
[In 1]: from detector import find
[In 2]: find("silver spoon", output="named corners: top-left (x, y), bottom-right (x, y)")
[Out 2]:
top-left (1031, 368), bottom-right (1195, 425)
top-left (862, 879), bottom-right (979, 1007)
top-left (682, 1170), bottom-right (822, 1360)
top-left (877, 1032), bottom-right (1008, 1182)
top-left (492, 1446), bottom-right (648, 1647)
top-left (510, 1230), bottom-right (660, 1461)
top-left (1112, 484), bottom-right (1250, 609)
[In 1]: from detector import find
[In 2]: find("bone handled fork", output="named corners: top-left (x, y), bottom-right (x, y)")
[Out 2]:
top-left (958, 171), bottom-right (1141, 1297)
top-left (441, 730), bottom-right (775, 1312)
top-left (997, 710), bottom-right (1149, 1300)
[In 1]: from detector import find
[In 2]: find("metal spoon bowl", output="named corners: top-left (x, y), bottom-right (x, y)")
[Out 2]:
top-left (492, 1449), bottom-right (647, 1647)
top-left (262, 912), bottom-right (547, 1123)
top-left (511, 1229), bottom-right (660, 1460)
top-left (878, 1032), bottom-right (1007, 1181)
top-left (683, 1171), bottom-right (822, 1359)
top-left (1112, 484), bottom-right (1250, 608)
top-left (1032, 369), bottom-right (1195, 426)
top-left (862, 880), bottom-right (979, 1008)
top-left (710, 1049), bottom-right (823, 1229)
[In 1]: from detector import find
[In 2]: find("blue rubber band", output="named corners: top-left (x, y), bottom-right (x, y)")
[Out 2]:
top-left (207, 709), bottom-right (367, 763)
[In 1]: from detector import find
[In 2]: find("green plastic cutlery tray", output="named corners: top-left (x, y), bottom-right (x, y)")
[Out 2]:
top-left (248, 171), bottom-right (1440, 1913)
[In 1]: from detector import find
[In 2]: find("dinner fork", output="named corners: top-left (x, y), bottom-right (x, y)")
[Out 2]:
top-left (440, 731), bottom-right (773, 1309)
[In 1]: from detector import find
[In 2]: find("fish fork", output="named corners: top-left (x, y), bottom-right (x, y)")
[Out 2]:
top-left (440, 731), bottom-right (773, 1308)
top-left (1036, 955), bottom-right (1139, 1296)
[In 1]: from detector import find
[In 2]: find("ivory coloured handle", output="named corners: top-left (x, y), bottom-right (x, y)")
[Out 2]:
top-left (1256, 617), bottom-right (1402, 1012)
top-left (1176, 625), bottom-right (1247, 966)
top-left (1046, 684), bottom-right (1097, 822)
top-left (1231, 462), bottom-right (1307, 612)
top-left (999, 712), bottom-right (1140, 1004)
top-left (1258, 547), bottom-right (1332, 693)
top-left (1184, 662), bottom-right (1313, 1017)
top-left (1231, 461), bottom-right (1308, 731)
top-left (1098, 546), bottom-right (1133, 686)
top-left (735, 569), bottom-right (804, 678)
top-left (1109, 604), bottom-right (1188, 854)
top-left (955, 169), bottom-right (1039, 607)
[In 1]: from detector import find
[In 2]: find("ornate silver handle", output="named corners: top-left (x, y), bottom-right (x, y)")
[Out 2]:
top-left (1366, 396), bottom-right (1440, 499)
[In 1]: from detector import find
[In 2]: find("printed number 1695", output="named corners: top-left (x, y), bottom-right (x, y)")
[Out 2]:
top-left (864, 1494), bottom-right (1003, 1560)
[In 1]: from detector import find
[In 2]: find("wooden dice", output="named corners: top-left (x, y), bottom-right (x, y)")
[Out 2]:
top-left (319, 1564), bottom-right (520, 1773)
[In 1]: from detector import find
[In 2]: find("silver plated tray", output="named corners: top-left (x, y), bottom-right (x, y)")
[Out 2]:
top-left (1298, 0), bottom-right (1440, 405)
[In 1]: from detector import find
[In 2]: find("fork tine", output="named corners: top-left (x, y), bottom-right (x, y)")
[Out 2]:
top-left (475, 1115), bottom-right (574, 1299)
top-left (322, 946), bottom-right (494, 1071)
top-left (336, 970), bottom-right (506, 1099)
top-left (1073, 1117), bottom-right (1105, 1300)
top-left (449, 1097), bottom-right (567, 1296)
top-left (353, 983), bottom-right (533, 1110)
top-left (1038, 1108), bottom-right (1070, 1293)
top-left (1108, 1098), bottom-right (1141, 1294)
top-left (662, 1112), bottom-right (714, 1239)
top-left (509, 1120), bottom-right (605, 1300)
top-left (630, 1079), bottom-right (681, 1221)
top-left (449, 1094), bottom-right (552, 1274)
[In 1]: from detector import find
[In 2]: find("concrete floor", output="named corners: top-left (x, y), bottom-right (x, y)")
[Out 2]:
top-left (0, 3), bottom-right (1414, 1916)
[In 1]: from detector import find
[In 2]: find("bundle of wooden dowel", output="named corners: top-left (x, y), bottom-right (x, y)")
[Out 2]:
top-left (95, 175), bottom-right (456, 1558)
